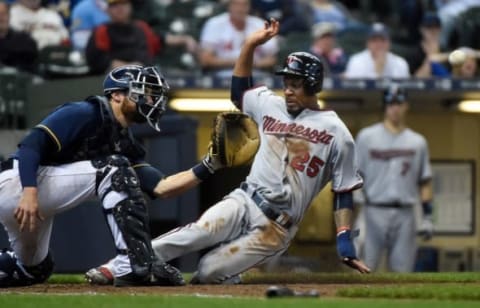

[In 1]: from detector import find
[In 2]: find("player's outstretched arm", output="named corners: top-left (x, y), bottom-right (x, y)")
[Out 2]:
top-left (153, 169), bottom-right (202, 199)
top-left (334, 192), bottom-right (371, 274)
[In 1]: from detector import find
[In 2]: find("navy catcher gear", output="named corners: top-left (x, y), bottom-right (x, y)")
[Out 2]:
top-left (275, 52), bottom-right (324, 95)
top-left (103, 65), bottom-right (170, 131)
top-left (0, 249), bottom-right (54, 287)
top-left (383, 83), bottom-right (407, 106)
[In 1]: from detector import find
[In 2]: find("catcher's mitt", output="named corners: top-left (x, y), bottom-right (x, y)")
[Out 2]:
top-left (209, 112), bottom-right (260, 168)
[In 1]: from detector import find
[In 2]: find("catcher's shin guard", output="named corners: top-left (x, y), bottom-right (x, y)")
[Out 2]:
top-left (96, 155), bottom-right (156, 280)
top-left (0, 249), bottom-right (54, 287)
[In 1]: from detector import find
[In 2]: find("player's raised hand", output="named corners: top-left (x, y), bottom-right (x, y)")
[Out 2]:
top-left (14, 187), bottom-right (44, 232)
top-left (245, 18), bottom-right (279, 47)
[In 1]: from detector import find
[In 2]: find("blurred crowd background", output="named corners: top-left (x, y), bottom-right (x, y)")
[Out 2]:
top-left (1, 0), bottom-right (479, 80)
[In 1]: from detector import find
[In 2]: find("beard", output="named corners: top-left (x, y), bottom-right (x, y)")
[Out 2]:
top-left (121, 100), bottom-right (147, 123)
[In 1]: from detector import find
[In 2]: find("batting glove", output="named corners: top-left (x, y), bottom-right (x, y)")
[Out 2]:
top-left (418, 215), bottom-right (434, 241)
top-left (336, 229), bottom-right (357, 265)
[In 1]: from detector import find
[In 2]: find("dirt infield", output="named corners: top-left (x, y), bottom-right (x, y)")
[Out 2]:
top-left (1, 283), bottom-right (343, 298)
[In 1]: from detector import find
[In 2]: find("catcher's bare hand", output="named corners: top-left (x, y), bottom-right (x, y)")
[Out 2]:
top-left (14, 187), bottom-right (44, 232)
top-left (342, 257), bottom-right (371, 274)
top-left (246, 18), bottom-right (279, 47)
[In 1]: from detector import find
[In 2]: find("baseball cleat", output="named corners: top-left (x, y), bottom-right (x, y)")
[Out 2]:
top-left (85, 266), bottom-right (114, 285)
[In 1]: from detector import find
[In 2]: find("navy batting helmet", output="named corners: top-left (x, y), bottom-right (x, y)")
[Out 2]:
top-left (103, 65), bottom-right (170, 131)
top-left (275, 52), bottom-right (324, 95)
top-left (383, 83), bottom-right (407, 106)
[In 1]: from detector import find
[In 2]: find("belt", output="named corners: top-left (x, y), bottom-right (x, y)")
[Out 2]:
top-left (240, 182), bottom-right (293, 230)
top-left (0, 158), bottom-right (14, 173)
top-left (369, 202), bottom-right (413, 209)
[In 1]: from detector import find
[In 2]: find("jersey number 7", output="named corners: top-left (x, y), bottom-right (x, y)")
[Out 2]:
top-left (291, 152), bottom-right (325, 177)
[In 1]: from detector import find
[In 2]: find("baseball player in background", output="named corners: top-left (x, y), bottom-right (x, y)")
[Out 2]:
top-left (355, 84), bottom-right (434, 272)
top-left (86, 19), bottom-right (370, 285)
top-left (0, 65), bottom-right (222, 287)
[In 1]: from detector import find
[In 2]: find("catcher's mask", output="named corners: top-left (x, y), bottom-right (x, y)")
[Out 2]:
top-left (275, 52), bottom-right (324, 96)
top-left (103, 65), bottom-right (170, 131)
top-left (383, 83), bottom-right (407, 107)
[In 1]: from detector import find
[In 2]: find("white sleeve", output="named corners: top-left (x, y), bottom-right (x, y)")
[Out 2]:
top-left (419, 137), bottom-right (432, 182)
top-left (397, 57), bottom-right (411, 78)
top-left (200, 19), bottom-right (218, 50)
top-left (354, 130), bottom-right (367, 176)
top-left (344, 55), bottom-right (365, 78)
top-left (330, 130), bottom-right (364, 192)
top-left (242, 86), bottom-right (276, 124)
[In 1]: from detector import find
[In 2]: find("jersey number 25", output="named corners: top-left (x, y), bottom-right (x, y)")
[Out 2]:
top-left (291, 152), bottom-right (324, 177)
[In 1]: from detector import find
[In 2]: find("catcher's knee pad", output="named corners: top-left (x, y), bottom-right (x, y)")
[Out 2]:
top-left (93, 155), bottom-right (142, 199)
top-left (0, 249), bottom-right (54, 287)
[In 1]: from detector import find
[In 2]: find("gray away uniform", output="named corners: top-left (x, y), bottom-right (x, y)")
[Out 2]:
top-left (355, 123), bottom-right (432, 272)
top-left (150, 86), bottom-right (363, 283)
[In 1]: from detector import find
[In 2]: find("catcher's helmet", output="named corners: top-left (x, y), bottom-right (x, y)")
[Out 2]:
top-left (275, 52), bottom-right (324, 95)
top-left (103, 65), bottom-right (170, 131)
top-left (383, 83), bottom-right (407, 106)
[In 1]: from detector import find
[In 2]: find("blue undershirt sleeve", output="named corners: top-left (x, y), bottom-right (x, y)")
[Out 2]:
top-left (230, 76), bottom-right (253, 109)
top-left (333, 191), bottom-right (354, 211)
top-left (133, 163), bottom-right (165, 199)
top-left (17, 129), bottom-right (57, 187)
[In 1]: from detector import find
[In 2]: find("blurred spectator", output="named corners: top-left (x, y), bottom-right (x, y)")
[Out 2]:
top-left (435, 0), bottom-right (480, 49)
top-left (85, 0), bottom-right (197, 74)
top-left (199, 0), bottom-right (278, 78)
top-left (9, 0), bottom-right (69, 50)
top-left (344, 23), bottom-right (410, 79)
top-left (309, 22), bottom-right (347, 75)
top-left (70, 0), bottom-right (109, 51)
top-left (450, 47), bottom-right (479, 78)
top-left (308, 0), bottom-right (350, 31)
top-left (0, 1), bottom-right (38, 73)
top-left (409, 12), bottom-right (450, 78)
top-left (250, 0), bottom-right (311, 35)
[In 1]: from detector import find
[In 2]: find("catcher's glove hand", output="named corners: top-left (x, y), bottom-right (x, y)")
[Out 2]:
top-left (203, 112), bottom-right (260, 172)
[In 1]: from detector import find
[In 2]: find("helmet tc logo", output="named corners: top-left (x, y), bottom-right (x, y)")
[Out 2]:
top-left (287, 56), bottom-right (302, 69)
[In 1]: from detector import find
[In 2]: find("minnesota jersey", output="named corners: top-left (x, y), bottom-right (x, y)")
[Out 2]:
top-left (242, 86), bottom-right (363, 224)
top-left (356, 123), bottom-right (432, 205)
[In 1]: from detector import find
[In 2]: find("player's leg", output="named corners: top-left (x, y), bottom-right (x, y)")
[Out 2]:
top-left (353, 205), bottom-right (366, 260)
top-left (190, 200), bottom-right (291, 284)
top-left (388, 207), bottom-right (417, 272)
top-left (363, 206), bottom-right (388, 271)
top-left (151, 195), bottom-right (248, 263)
top-left (94, 155), bottom-right (184, 287)
top-left (0, 161), bottom-right (97, 287)
top-left (0, 219), bottom-right (55, 287)
top-left (86, 192), bottom-right (248, 285)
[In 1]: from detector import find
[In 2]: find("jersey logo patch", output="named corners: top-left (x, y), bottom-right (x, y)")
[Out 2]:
top-left (369, 149), bottom-right (415, 160)
top-left (262, 116), bottom-right (333, 144)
